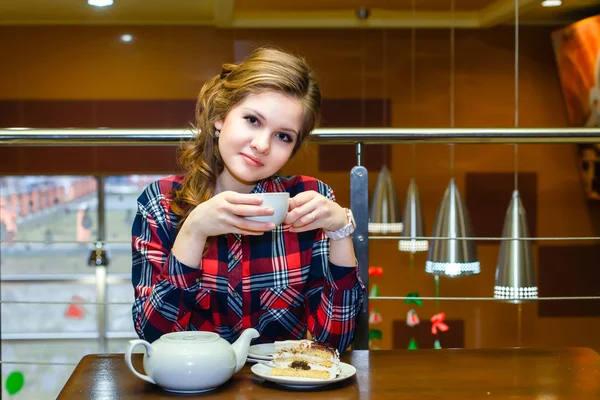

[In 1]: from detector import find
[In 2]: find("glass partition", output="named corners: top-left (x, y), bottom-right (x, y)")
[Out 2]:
top-left (0, 174), bottom-right (165, 399)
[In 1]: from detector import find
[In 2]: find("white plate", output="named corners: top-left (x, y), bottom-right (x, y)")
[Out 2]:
top-left (250, 362), bottom-right (356, 389)
top-left (248, 343), bottom-right (275, 360)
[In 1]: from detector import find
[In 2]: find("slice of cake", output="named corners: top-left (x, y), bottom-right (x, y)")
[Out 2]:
top-left (270, 339), bottom-right (341, 379)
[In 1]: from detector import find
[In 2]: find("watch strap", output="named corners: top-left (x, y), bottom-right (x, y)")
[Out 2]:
top-left (325, 208), bottom-right (355, 241)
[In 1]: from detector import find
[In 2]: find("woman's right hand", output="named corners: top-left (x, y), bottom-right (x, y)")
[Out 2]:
top-left (185, 191), bottom-right (276, 238)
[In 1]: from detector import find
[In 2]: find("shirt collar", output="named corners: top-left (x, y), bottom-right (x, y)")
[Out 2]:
top-left (250, 175), bottom-right (285, 194)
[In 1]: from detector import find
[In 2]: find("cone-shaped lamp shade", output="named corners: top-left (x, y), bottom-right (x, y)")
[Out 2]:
top-left (494, 190), bottom-right (538, 303)
top-left (398, 179), bottom-right (428, 253)
top-left (369, 165), bottom-right (403, 234)
top-left (425, 179), bottom-right (480, 276)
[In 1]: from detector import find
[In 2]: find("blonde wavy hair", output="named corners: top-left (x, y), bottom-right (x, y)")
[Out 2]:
top-left (172, 46), bottom-right (322, 225)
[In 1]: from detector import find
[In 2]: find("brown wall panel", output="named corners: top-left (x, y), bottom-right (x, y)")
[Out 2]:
top-left (0, 101), bottom-right (20, 127)
top-left (589, 200), bottom-right (600, 237)
top-left (538, 245), bottom-right (600, 317)
top-left (20, 101), bottom-right (96, 128)
top-left (0, 146), bottom-right (181, 175)
top-left (95, 100), bottom-right (195, 128)
top-left (1, 147), bottom-right (19, 172)
top-left (0, 100), bottom-right (196, 129)
top-left (17, 146), bottom-right (96, 175)
top-left (95, 146), bottom-right (181, 174)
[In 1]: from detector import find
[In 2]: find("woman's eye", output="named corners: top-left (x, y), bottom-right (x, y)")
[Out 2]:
top-left (277, 133), bottom-right (293, 143)
top-left (245, 115), bottom-right (259, 125)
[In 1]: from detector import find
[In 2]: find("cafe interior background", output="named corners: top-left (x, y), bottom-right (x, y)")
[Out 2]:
top-left (1, 0), bottom-right (600, 397)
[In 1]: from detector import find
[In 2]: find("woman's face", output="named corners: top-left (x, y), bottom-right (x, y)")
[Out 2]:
top-left (215, 90), bottom-right (304, 192)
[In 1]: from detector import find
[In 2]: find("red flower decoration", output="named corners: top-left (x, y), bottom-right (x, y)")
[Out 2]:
top-left (430, 313), bottom-right (449, 335)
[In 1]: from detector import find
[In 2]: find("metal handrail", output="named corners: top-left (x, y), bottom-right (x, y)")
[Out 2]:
top-left (1, 127), bottom-right (600, 145)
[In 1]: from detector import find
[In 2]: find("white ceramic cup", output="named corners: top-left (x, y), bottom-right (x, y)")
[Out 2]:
top-left (245, 192), bottom-right (290, 226)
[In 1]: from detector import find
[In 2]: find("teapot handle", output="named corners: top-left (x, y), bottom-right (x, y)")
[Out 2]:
top-left (125, 339), bottom-right (156, 385)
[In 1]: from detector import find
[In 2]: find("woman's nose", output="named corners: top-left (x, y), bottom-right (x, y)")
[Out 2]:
top-left (250, 132), bottom-right (270, 155)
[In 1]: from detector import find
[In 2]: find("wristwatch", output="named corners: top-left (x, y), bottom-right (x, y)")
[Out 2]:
top-left (325, 208), bottom-right (356, 240)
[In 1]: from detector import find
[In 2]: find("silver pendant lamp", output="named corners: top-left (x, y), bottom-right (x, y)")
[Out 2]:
top-left (425, 178), bottom-right (480, 276)
top-left (494, 4), bottom-right (538, 303)
top-left (398, 179), bottom-right (428, 253)
top-left (425, 2), bottom-right (479, 277)
top-left (398, 7), bottom-right (427, 253)
top-left (494, 190), bottom-right (538, 302)
top-left (369, 165), bottom-right (403, 235)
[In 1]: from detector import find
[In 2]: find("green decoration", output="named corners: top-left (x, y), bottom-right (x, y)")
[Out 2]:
top-left (369, 329), bottom-right (383, 341)
top-left (405, 292), bottom-right (423, 306)
top-left (6, 371), bottom-right (24, 395)
top-left (434, 339), bottom-right (442, 350)
top-left (408, 337), bottom-right (419, 350)
top-left (370, 284), bottom-right (380, 297)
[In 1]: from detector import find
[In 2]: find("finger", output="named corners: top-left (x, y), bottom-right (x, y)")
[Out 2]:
top-left (230, 204), bottom-right (274, 217)
top-left (234, 229), bottom-right (266, 236)
top-left (225, 223), bottom-right (267, 236)
top-left (288, 190), bottom-right (317, 210)
top-left (287, 208), bottom-right (318, 229)
top-left (230, 215), bottom-right (275, 232)
top-left (289, 219), bottom-right (320, 233)
top-left (284, 198), bottom-right (319, 226)
top-left (224, 192), bottom-right (264, 205)
top-left (296, 209), bottom-right (319, 228)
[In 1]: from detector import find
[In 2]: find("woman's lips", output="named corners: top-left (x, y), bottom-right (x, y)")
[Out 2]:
top-left (241, 153), bottom-right (264, 167)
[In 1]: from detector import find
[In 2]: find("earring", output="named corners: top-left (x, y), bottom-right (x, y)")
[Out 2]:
top-left (215, 130), bottom-right (220, 138)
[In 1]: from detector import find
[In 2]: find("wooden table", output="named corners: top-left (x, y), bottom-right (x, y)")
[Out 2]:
top-left (58, 348), bottom-right (600, 399)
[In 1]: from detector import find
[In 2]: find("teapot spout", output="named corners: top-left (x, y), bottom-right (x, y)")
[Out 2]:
top-left (231, 328), bottom-right (260, 373)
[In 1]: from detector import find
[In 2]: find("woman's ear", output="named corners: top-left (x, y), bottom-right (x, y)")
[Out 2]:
top-left (215, 120), bottom-right (223, 131)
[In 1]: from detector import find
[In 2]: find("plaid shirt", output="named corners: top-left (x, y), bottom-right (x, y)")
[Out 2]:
top-left (131, 174), bottom-right (364, 352)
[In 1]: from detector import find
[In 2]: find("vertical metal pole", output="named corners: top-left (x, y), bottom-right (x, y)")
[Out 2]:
top-left (95, 176), bottom-right (107, 353)
top-left (351, 142), bottom-right (369, 349)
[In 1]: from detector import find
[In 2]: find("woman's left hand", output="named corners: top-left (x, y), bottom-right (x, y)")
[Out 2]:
top-left (283, 190), bottom-right (348, 233)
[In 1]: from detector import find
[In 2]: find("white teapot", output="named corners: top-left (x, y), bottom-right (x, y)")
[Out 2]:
top-left (125, 328), bottom-right (260, 393)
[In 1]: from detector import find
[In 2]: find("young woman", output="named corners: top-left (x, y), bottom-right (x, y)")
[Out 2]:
top-left (131, 47), bottom-right (364, 352)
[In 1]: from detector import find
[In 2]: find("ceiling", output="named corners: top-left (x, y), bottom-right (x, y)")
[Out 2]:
top-left (0, 0), bottom-right (598, 28)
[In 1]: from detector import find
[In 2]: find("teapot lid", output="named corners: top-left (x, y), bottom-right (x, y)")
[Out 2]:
top-left (162, 332), bottom-right (220, 343)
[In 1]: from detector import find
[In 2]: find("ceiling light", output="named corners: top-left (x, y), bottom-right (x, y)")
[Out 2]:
top-left (541, 0), bottom-right (562, 7)
top-left (88, 0), bottom-right (114, 7)
top-left (120, 34), bottom-right (133, 43)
